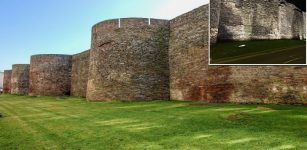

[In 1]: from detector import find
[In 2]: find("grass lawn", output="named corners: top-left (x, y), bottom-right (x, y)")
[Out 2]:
top-left (210, 40), bottom-right (306, 64)
top-left (0, 94), bottom-right (306, 150)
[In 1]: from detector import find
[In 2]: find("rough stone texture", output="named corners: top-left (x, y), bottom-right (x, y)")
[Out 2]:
top-left (11, 64), bottom-right (30, 95)
top-left (211, 0), bottom-right (306, 43)
top-left (169, 5), bottom-right (210, 101)
top-left (228, 66), bottom-right (307, 104)
top-left (71, 50), bottom-right (90, 97)
top-left (170, 4), bottom-right (307, 104)
top-left (3, 70), bottom-right (12, 93)
top-left (210, 0), bottom-right (221, 44)
top-left (87, 18), bottom-right (170, 101)
top-left (0, 72), bottom-right (3, 90)
top-left (29, 54), bottom-right (72, 96)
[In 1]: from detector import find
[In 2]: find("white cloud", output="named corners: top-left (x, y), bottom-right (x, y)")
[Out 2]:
top-left (151, 0), bottom-right (209, 19)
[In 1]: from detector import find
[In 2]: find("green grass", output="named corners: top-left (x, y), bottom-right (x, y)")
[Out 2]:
top-left (0, 94), bottom-right (306, 150)
top-left (211, 40), bottom-right (306, 64)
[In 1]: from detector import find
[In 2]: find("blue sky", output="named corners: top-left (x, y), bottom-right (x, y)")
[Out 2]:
top-left (0, 0), bottom-right (208, 71)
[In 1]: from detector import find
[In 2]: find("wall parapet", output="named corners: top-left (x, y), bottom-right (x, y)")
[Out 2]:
top-left (92, 18), bottom-right (169, 33)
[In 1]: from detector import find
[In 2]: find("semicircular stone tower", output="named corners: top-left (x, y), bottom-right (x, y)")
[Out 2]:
top-left (11, 64), bottom-right (30, 95)
top-left (87, 18), bottom-right (170, 101)
top-left (29, 54), bottom-right (72, 96)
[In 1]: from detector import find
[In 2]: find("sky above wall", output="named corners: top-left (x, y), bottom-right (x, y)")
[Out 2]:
top-left (0, 0), bottom-right (209, 71)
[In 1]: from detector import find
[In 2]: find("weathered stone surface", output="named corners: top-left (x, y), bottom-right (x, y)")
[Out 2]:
top-left (71, 50), bottom-right (90, 97)
top-left (210, 0), bottom-right (222, 44)
top-left (169, 5), bottom-right (210, 101)
top-left (170, 4), bottom-right (307, 104)
top-left (29, 54), bottom-right (72, 96)
top-left (87, 18), bottom-right (170, 101)
top-left (3, 70), bottom-right (12, 94)
top-left (0, 72), bottom-right (3, 90)
top-left (211, 0), bottom-right (306, 43)
top-left (228, 66), bottom-right (307, 104)
top-left (11, 64), bottom-right (30, 95)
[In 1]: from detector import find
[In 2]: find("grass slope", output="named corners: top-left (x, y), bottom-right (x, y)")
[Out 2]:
top-left (0, 94), bottom-right (306, 150)
top-left (210, 40), bottom-right (306, 64)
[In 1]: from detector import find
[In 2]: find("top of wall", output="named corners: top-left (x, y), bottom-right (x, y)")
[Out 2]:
top-left (170, 5), bottom-right (208, 27)
top-left (31, 54), bottom-right (72, 59)
top-left (92, 18), bottom-right (169, 33)
top-left (12, 64), bottom-right (30, 67)
top-left (73, 50), bottom-right (90, 57)
top-left (4, 70), bottom-right (12, 73)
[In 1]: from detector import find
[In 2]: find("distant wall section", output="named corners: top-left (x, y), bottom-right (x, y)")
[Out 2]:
top-left (11, 64), bottom-right (30, 95)
top-left (3, 70), bottom-right (12, 93)
top-left (0, 72), bottom-right (3, 89)
top-left (29, 54), bottom-right (72, 96)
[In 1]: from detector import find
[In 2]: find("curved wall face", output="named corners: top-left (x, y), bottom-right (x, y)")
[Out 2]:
top-left (87, 18), bottom-right (170, 101)
top-left (212, 0), bottom-right (306, 42)
top-left (71, 50), bottom-right (90, 97)
top-left (3, 70), bottom-right (12, 93)
top-left (29, 54), bottom-right (72, 96)
top-left (11, 64), bottom-right (30, 95)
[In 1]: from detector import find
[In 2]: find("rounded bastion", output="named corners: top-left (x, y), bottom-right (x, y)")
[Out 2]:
top-left (11, 64), bottom-right (30, 95)
top-left (87, 18), bottom-right (171, 101)
top-left (29, 54), bottom-right (72, 96)
top-left (3, 70), bottom-right (12, 93)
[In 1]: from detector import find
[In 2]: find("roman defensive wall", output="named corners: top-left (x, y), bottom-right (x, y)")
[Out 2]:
top-left (29, 54), bottom-right (72, 96)
top-left (71, 50), bottom-right (90, 97)
top-left (1, 3), bottom-right (306, 104)
top-left (11, 64), bottom-right (30, 95)
top-left (87, 18), bottom-right (170, 101)
top-left (3, 70), bottom-right (12, 94)
top-left (0, 71), bottom-right (3, 90)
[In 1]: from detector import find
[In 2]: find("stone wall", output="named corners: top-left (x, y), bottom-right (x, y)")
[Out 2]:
top-left (170, 4), bottom-right (307, 104)
top-left (87, 18), bottom-right (170, 101)
top-left (211, 0), bottom-right (306, 42)
top-left (0, 72), bottom-right (3, 89)
top-left (71, 50), bottom-right (90, 97)
top-left (169, 5), bottom-right (209, 101)
top-left (3, 70), bottom-right (12, 93)
top-left (228, 66), bottom-right (307, 104)
top-left (210, 0), bottom-right (221, 44)
top-left (29, 54), bottom-right (72, 96)
top-left (11, 64), bottom-right (30, 95)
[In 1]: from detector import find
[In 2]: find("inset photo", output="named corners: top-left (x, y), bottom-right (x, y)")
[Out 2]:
top-left (210, 0), bottom-right (306, 65)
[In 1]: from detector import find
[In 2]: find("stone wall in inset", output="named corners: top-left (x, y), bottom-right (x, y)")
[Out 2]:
top-left (87, 18), bottom-right (170, 101)
top-left (29, 54), bottom-right (72, 96)
top-left (3, 70), bottom-right (12, 93)
top-left (211, 0), bottom-right (306, 42)
top-left (71, 50), bottom-right (90, 97)
top-left (11, 64), bottom-right (30, 95)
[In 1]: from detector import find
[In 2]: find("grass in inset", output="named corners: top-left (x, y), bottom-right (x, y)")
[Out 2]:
top-left (210, 40), bottom-right (306, 64)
